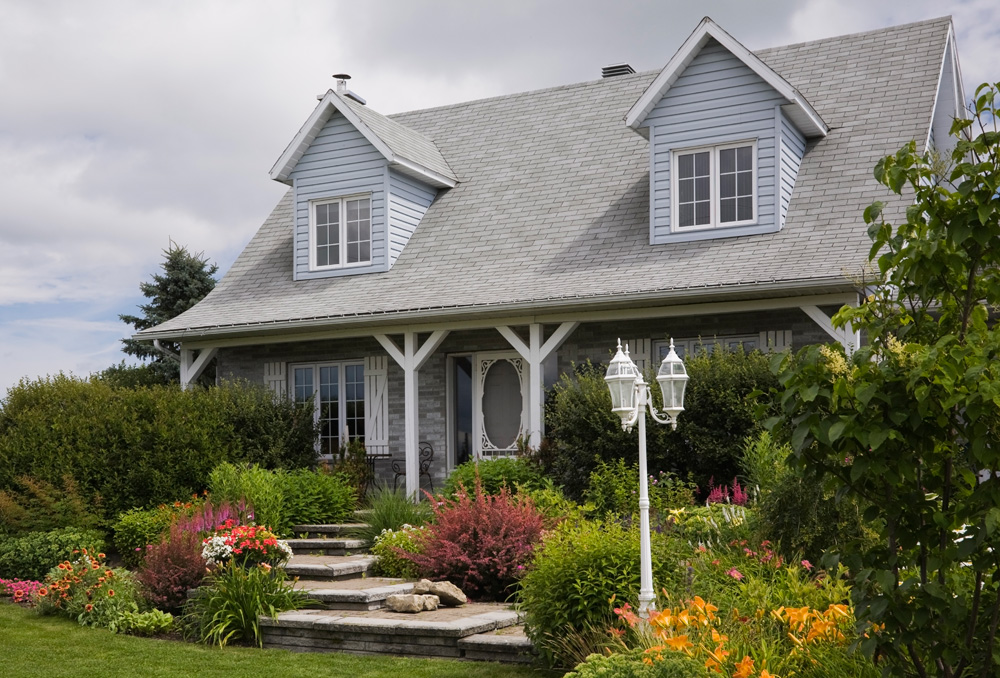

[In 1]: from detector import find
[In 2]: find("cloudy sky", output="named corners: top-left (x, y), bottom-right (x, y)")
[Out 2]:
top-left (0, 0), bottom-right (995, 395)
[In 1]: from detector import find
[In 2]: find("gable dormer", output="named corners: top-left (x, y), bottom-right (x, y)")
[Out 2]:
top-left (270, 88), bottom-right (457, 280)
top-left (927, 23), bottom-right (965, 158)
top-left (626, 18), bottom-right (827, 244)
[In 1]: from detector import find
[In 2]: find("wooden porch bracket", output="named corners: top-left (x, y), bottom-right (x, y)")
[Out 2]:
top-left (179, 347), bottom-right (218, 390)
top-left (497, 321), bottom-right (579, 448)
top-left (374, 330), bottom-right (450, 498)
top-left (799, 305), bottom-right (859, 356)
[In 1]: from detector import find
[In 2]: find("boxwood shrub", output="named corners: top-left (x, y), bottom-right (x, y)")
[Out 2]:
top-left (0, 527), bottom-right (105, 581)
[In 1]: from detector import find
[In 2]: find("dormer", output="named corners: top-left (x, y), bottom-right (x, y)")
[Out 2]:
top-left (270, 82), bottom-right (458, 280)
top-left (926, 24), bottom-right (965, 158)
top-left (626, 18), bottom-right (827, 244)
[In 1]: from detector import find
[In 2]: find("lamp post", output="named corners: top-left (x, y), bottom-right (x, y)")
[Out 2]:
top-left (604, 338), bottom-right (688, 618)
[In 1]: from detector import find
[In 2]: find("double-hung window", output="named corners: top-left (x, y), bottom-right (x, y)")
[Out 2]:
top-left (672, 141), bottom-right (756, 230)
top-left (311, 195), bottom-right (372, 270)
top-left (291, 362), bottom-right (365, 457)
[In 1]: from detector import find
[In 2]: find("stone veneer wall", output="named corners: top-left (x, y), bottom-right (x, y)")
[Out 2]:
top-left (214, 306), bottom-right (840, 490)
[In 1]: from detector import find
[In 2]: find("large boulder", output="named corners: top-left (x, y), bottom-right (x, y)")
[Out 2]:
top-left (413, 579), bottom-right (467, 607)
top-left (385, 593), bottom-right (440, 613)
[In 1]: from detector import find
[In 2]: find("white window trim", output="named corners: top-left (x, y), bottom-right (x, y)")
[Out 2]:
top-left (290, 360), bottom-right (365, 457)
top-left (308, 194), bottom-right (372, 271)
top-left (670, 140), bottom-right (758, 232)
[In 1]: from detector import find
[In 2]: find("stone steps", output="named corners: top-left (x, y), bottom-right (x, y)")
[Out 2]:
top-left (458, 629), bottom-right (537, 664)
top-left (260, 605), bottom-right (524, 661)
top-left (291, 523), bottom-right (369, 538)
top-left (294, 578), bottom-right (414, 611)
top-left (283, 554), bottom-right (376, 581)
top-left (285, 538), bottom-right (369, 556)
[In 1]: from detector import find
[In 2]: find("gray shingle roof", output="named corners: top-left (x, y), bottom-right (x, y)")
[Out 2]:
top-left (340, 94), bottom-right (458, 183)
top-left (143, 17), bottom-right (952, 340)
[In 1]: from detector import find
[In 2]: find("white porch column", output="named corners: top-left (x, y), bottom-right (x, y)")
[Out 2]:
top-left (374, 330), bottom-right (449, 498)
top-left (800, 305), bottom-right (860, 357)
top-left (178, 347), bottom-right (218, 391)
top-left (496, 322), bottom-right (578, 448)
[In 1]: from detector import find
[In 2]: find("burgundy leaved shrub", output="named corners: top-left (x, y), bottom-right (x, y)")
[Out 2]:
top-left (137, 521), bottom-right (206, 612)
top-left (403, 481), bottom-right (545, 601)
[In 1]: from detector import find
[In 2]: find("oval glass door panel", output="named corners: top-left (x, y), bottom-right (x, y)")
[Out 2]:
top-left (482, 359), bottom-right (522, 450)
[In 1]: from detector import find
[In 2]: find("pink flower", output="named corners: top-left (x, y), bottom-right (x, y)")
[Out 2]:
top-left (727, 568), bottom-right (744, 581)
top-left (801, 559), bottom-right (813, 571)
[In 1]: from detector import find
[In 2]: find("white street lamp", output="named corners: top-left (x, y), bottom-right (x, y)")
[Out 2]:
top-left (604, 338), bottom-right (688, 618)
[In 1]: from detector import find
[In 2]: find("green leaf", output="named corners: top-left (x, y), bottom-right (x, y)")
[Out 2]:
top-left (829, 419), bottom-right (847, 442)
top-left (801, 384), bottom-right (820, 403)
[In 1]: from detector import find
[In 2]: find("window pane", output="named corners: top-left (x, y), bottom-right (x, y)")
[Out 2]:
top-left (344, 364), bottom-right (365, 443)
top-left (293, 368), bottom-right (313, 404)
top-left (317, 248), bottom-right (329, 267)
top-left (736, 145), bottom-right (752, 169)
top-left (678, 154), bottom-right (693, 177)
top-left (720, 197), bottom-right (736, 223)
top-left (678, 203), bottom-right (694, 228)
top-left (678, 178), bottom-right (693, 203)
top-left (694, 151), bottom-right (710, 175)
top-left (347, 200), bottom-right (360, 221)
top-left (736, 171), bottom-right (752, 196)
top-left (359, 241), bottom-right (370, 262)
top-left (360, 222), bottom-right (370, 241)
top-left (719, 148), bottom-right (735, 174)
top-left (720, 173), bottom-right (735, 199)
top-left (359, 201), bottom-right (370, 220)
top-left (348, 223), bottom-right (359, 242)
top-left (695, 177), bottom-right (710, 200)
top-left (738, 197), bottom-right (753, 220)
top-left (695, 201), bottom-right (711, 225)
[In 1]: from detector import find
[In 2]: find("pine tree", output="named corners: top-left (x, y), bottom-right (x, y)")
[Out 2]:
top-left (119, 243), bottom-right (218, 384)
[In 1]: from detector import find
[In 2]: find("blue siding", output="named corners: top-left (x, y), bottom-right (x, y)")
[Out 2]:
top-left (930, 39), bottom-right (959, 158)
top-left (779, 110), bottom-right (806, 228)
top-left (387, 170), bottom-right (437, 268)
top-left (288, 111), bottom-right (388, 280)
top-left (645, 39), bottom-right (790, 243)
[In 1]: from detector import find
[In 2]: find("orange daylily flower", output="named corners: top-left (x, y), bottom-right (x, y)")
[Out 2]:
top-left (733, 656), bottom-right (755, 678)
top-left (662, 635), bottom-right (694, 652)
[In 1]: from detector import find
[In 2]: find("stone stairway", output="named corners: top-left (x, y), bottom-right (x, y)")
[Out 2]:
top-left (264, 523), bottom-right (536, 664)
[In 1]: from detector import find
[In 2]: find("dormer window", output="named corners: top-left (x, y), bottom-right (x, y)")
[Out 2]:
top-left (672, 141), bottom-right (756, 230)
top-left (310, 195), bottom-right (372, 270)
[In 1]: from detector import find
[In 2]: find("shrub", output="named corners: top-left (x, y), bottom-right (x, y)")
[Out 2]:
top-left (36, 550), bottom-right (145, 633)
top-left (518, 518), bottom-right (689, 666)
top-left (443, 457), bottom-right (544, 498)
top-left (404, 484), bottom-right (544, 602)
top-left (137, 521), bottom-right (207, 613)
top-left (370, 525), bottom-right (427, 578)
top-left (281, 468), bottom-right (356, 528)
top-left (0, 475), bottom-right (103, 537)
top-left (585, 459), bottom-right (697, 519)
top-left (755, 471), bottom-right (875, 564)
top-left (0, 527), bottom-right (105, 581)
top-left (113, 506), bottom-right (178, 569)
top-left (359, 483), bottom-right (432, 544)
top-left (545, 352), bottom-right (777, 500)
top-left (185, 560), bottom-right (307, 647)
top-left (207, 463), bottom-right (287, 534)
top-left (331, 439), bottom-right (373, 498)
top-left (517, 479), bottom-right (587, 526)
top-left (565, 648), bottom-right (708, 678)
top-left (739, 431), bottom-right (790, 495)
top-left (0, 376), bottom-right (318, 521)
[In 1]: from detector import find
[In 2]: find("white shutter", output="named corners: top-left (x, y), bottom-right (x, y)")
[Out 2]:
top-left (625, 338), bottom-right (651, 374)
top-left (364, 355), bottom-right (389, 456)
top-left (758, 330), bottom-right (793, 352)
top-left (264, 362), bottom-right (287, 397)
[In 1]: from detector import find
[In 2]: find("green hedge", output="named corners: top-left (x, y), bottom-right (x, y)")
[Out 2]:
top-left (544, 350), bottom-right (778, 500)
top-left (443, 457), bottom-right (544, 498)
top-left (0, 376), bottom-right (318, 520)
top-left (0, 527), bottom-right (105, 581)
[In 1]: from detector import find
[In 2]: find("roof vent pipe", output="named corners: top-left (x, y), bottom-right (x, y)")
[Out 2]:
top-left (602, 63), bottom-right (636, 78)
top-left (332, 73), bottom-right (367, 105)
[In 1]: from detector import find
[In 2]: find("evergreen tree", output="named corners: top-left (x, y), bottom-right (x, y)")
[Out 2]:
top-left (119, 243), bottom-right (218, 384)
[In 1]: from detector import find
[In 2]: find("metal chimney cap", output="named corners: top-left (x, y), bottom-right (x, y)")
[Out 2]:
top-left (332, 73), bottom-right (352, 81)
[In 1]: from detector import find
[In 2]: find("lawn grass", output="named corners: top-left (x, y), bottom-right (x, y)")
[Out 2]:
top-left (0, 603), bottom-right (559, 678)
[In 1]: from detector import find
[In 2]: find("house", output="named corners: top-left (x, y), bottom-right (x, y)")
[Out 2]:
top-left (137, 17), bottom-right (966, 495)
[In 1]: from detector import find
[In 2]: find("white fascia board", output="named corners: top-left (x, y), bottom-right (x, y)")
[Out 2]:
top-left (391, 157), bottom-right (458, 189)
top-left (626, 17), bottom-right (828, 138)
